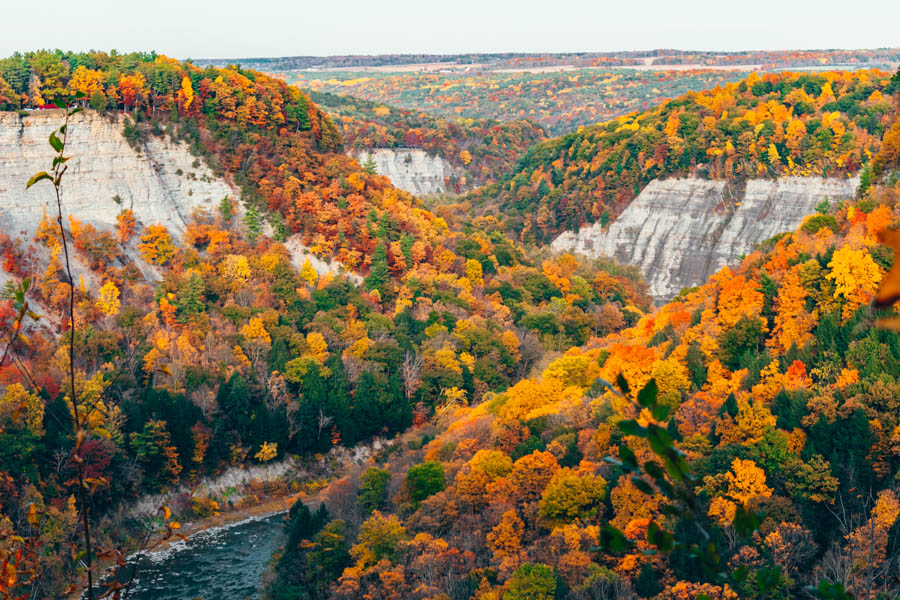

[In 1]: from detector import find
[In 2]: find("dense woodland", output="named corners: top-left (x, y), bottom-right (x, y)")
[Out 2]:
top-left (307, 91), bottom-right (547, 190)
top-left (295, 69), bottom-right (747, 136)
top-left (463, 69), bottom-right (900, 244)
top-left (269, 96), bottom-right (900, 600)
top-left (0, 50), bottom-right (647, 597)
top-left (1, 47), bottom-right (900, 600)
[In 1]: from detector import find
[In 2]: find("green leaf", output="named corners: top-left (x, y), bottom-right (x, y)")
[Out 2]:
top-left (70, 107), bottom-right (83, 115)
top-left (26, 172), bottom-right (52, 189)
top-left (616, 373), bottom-right (630, 395)
top-left (637, 378), bottom-right (658, 408)
top-left (651, 403), bottom-right (670, 421)
top-left (53, 98), bottom-right (66, 109)
top-left (598, 524), bottom-right (634, 553)
top-left (630, 475), bottom-right (654, 495)
top-left (617, 419), bottom-right (643, 437)
top-left (49, 131), bottom-right (63, 152)
top-left (52, 156), bottom-right (70, 167)
top-left (618, 445), bottom-right (638, 469)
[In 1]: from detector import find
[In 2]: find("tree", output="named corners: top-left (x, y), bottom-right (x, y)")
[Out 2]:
top-left (539, 471), bottom-right (606, 525)
top-left (97, 281), bottom-right (120, 316)
top-left (405, 461), bottom-right (445, 504)
top-left (138, 224), bottom-right (177, 265)
top-left (365, 240), bottom-right (389, 295)
top-left (243, 204), bottom-right (262, 242)
top-left (503, 563), bottom-right (558, 600)
top-left (358, 467), bottom-right (391, 514)
top-left (349, 511), bottom-right (407, 568)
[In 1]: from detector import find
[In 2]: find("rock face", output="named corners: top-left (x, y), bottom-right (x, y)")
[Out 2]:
top-left (0, 110), bottom-right (235, 240)
top-left (355, 148), bottom-right (456, 195)
top-left (551, 176), bottom-right (859, 303)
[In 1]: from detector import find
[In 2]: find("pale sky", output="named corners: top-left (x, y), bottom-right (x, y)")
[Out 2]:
top-left (2, 0), bottom-right (899, 60)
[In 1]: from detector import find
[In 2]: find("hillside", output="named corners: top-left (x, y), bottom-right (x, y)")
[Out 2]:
top-left (0, 51), bottom-right (650, 597)
top-left (199, 48), bottom-right (900, 73)
top-left (308, 90), bottom-right (546, 192)
top-left (266, 115), bottom-right (900, 599)
top-left (295, 68), bottom-right (747, 136)
top-left (465, 69), bottom-right (898, 245)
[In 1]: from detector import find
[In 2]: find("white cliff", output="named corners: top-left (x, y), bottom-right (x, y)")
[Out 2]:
top-left (355, 148), bottom-right (457, 195)
top-left (552, 176), bottom-right (859, 303)
top-left (0, 110), bottom-right (235, 239)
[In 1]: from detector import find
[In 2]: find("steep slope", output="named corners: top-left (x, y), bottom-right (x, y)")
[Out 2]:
top-left (307, 90), bottom-right (546, 192)
top-left (552, 175), bottom-right (860, 301)
top-left (0, 51), bottom-right (653, 598)
top-left (354, 148), bottom-right (458, 195)
top-left (0, 110), bottom-right (234, 238)
top-left (467, 69), bottom-right (896, 245)
top-left (274, 174), bottom-right (900, 600)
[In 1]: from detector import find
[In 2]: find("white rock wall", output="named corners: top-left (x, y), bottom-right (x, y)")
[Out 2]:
top-left (552, 176), bottom-right (859, 303)
top-left (0, 109), bottom-right (235, 239)
top-left (355, 148), bottom-right (457, 195)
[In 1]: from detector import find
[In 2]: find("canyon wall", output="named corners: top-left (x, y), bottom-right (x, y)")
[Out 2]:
top-left (0, 110), bottom-right (235, 239)
top-left (551, 176), bottom-right (860, 303)
top-left (354, 148), bottom-right (456, 195)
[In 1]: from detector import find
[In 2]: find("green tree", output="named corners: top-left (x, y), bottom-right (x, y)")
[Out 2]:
top-left (243, 203), bottom-right (262, 241)
top-left (504, 563), bottom-right (559, 600)
top-left (365, 240), bottom-right (389, 295)
top-left (405, 461), bottom-right (445, 504)
top-left (358, 468), bottom-right (391, 514)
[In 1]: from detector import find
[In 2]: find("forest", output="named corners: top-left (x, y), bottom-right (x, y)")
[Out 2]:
top-left (293, 69), bottom-right (747, 136)
top-left (0, 50), bottom-right (647, 598)
top-left (1, 46), bottom-right (900, 600)
top-left (463, 69), bottom-right (899, 244)
top-left (306, 91), bottom-right (547, 190)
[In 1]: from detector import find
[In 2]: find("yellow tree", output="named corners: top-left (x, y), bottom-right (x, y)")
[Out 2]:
top-left (827, 246), bottom-right (882, 319)
top-left (97, 281), bottom-right (120, 317)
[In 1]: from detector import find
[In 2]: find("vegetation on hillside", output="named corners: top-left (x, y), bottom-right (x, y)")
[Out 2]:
top-left (295, 69), bottom-right (748, 136)
top-left (264, 86), bottom-right (900, 600)
top-left (462, 69), bottom-right (898, 244)
top-left (0, 50), bottom-right (647, 597)
top-left (308, 90), bottom-right (546, 190)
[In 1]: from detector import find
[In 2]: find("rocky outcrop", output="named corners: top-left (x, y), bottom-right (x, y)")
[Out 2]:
top-left (0, 110), bottom-right (235, 239)
top-left (552, 176), bottom-right (859, 303)
top-left (355, 148), bottom-right (456, 195)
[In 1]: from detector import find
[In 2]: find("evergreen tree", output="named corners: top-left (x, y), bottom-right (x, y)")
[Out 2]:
top-left (243, 203), bottom-right (262, 242)
top-left (365, 240), bottom-right (389, 295)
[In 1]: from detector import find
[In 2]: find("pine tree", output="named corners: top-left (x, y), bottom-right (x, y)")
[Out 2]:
top-left (243, 203), bottom-right (262, 242)
top-left (362, 153), bottom-right (378, 175)
top-left (365, 240), bottom-right (389, 295)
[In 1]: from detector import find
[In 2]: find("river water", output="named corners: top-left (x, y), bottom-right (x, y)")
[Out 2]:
top-left (110, 512), bottom-right (287, 600)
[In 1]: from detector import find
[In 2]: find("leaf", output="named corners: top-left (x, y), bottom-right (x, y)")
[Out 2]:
top-left (70, 107), bottom-right (84, 115)
top-left (617, 419), bottom-right (643, 437)
top-left (630, 475), bottom-right (654, 495)
top-left (49, 131), bottom-right (63, 152)
top-left (161, 505), bottom-right (172, 521)
top-left (616, 372), bottom-right (630, 395)
top-left (637, 378), bottom-right (658, 408)
top-left (651, 403), bottom-right (670, 421)
top-left (53, 98), bottom-right (66, 109)
top-left (618, 444), bottom-right (638, 470)
top-left (25, 172), bottom-right (52, 189)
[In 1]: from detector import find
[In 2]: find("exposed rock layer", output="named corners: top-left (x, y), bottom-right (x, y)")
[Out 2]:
top-left (0, 110), bottom-right (234, 239)
top-left (551, 176), bottom-right (860, 303)
top-left (354, 148), bottom-right (456, 195)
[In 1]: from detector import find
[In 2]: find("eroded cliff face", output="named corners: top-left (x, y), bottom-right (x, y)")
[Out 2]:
top-left (355, 148), bottom-right (457, 195)
top-left (0, 110), bottom-right (235, 239)
top-left (551, 176), bottom-right (859, 303)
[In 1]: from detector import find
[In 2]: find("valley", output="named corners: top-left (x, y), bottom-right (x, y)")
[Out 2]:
top-left (0, 43), bottom-right (899, 600)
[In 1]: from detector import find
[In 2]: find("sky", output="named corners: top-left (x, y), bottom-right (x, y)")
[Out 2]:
top-left (2, 0), bottom-right (899, 60)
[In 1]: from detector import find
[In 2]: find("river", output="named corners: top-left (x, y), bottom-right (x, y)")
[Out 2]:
top-left (109, 512), bottom-right (287, 600)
